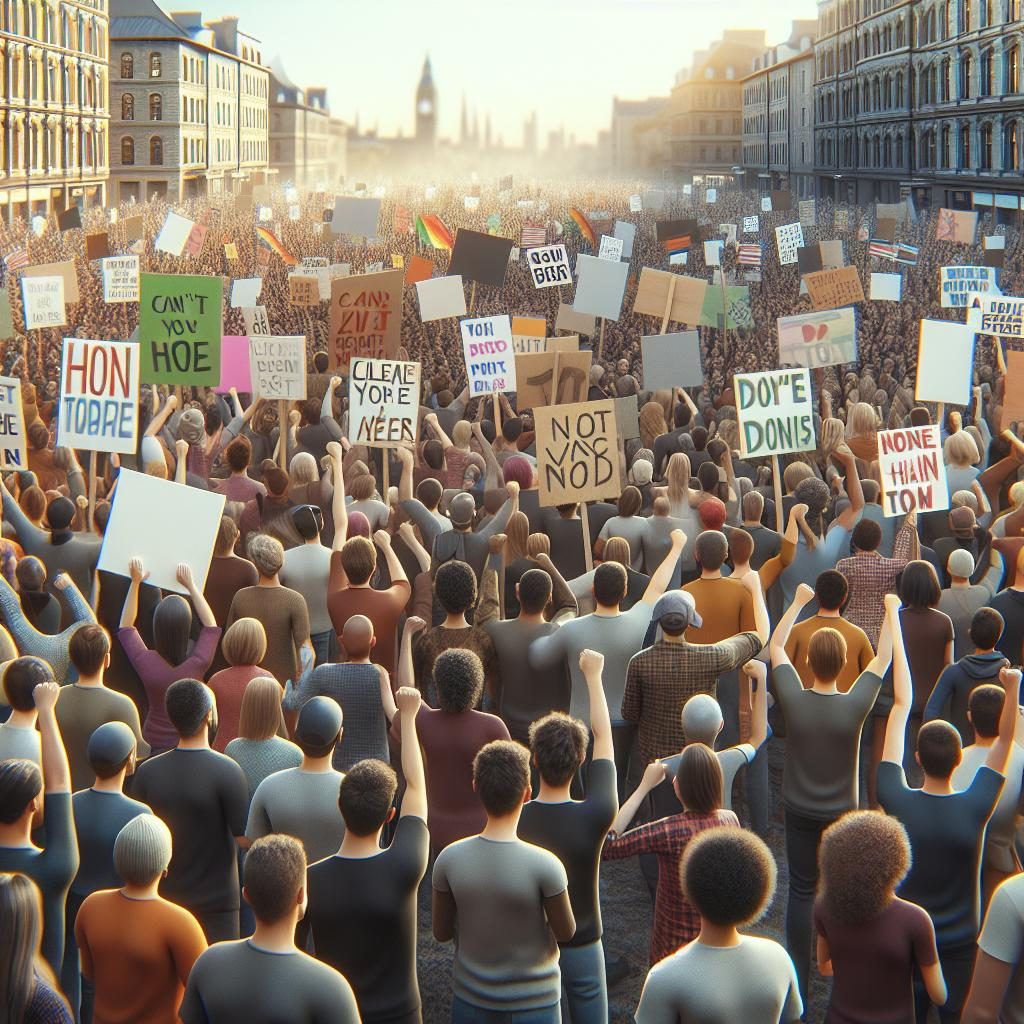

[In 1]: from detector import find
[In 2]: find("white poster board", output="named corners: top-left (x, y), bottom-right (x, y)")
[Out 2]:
top-left (743, 216), bottom-right (759, 233)
top-left (243, 306), bottom-right (272, 337)
top-left (736, 368), bottom-right (816, 458)
top-left (971, 294), bottom-right (1024, 337)
top-left (0, 376), bottom-right (27, 470)
top-left (58, 339), bottom-right (140, 454)
top-left (461, 315), bottom-right (516, 395)
top-left (527, 244), bottom-right (572, 289)
top-left (417, 275), bottom-right (467, 322)
top-left (870, 272), bottom-right (902, 302)
top-left (777, 309), bottom-right (857, 369)
top-left (598, 235), bottom-right (624, 262)
top-left (348, 358), bottom-right (420, 448)
top-left (940, 266), bottom-right (999, 308)
top-left (877, 425), bottom-right (949, 516)
top-left (102, 256), bottom-right (140, 304)
top-left (775, 223), bottom-right (804, 266)
top-left (573, 254), bottom-right (628, 321)
top-left (155, 211), bottom-right (193, 256)
top-left (21, 276), bottom-right (66, 329)
top-left (249, 336), bottom-right (307, 400)
top-left (915, 319), bottom-right (976, 405)
top-left (230, 277), bottom-right (263, 308)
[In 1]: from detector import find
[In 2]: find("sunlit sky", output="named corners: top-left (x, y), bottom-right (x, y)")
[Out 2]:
top-left (180, 0), bottom-right (817, 144)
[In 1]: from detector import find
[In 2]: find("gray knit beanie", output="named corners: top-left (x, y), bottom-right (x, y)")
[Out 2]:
top-left (114, 814), bottom-right (172, 885)
top-left (177, 408), bottom-right (205, 446)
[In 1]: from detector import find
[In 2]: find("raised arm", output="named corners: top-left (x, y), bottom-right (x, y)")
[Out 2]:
top-left (144, 393), bottom-right (178, 437)
top-left (472, 421), bottom-right (503, 491)
top-left (119, 558), bottom-right (149, 629)
top-left (609, 761), bottom-right (666, 835)
top-left (985, 666), bottom-right (1024, 775)
top-left (739, 570), bottom-right (770, 645)
top-left (396, 444), bottom-right (415, 504)
top-left (880, 594), bottom-right (911, 766)
top-left (373, 530), bottom-right (409, 587)
top-left (745, 659), bottom-right (770, 751)
top-left (866, 592), bottom-right (897, 679)
top-left (769, 583), bottom-right (816, 667)
top-left (395, 687), bottom-right (427, 820)
top-left (640, 529), bottom-right (686, 605)
top-left (396, 616), bottom-right (425, 694)
top-left (423, 412), bottom-right (453, 452)
top-left (176, 563), bottom-right (217, 628)
top-left (581, 650), bottom-right (615, 767)
top-left (397, 521), bottom-right (431, 575)
top-left (377, 667), bottom-right (398, 723)
top-left (833, 444), bottom-right (865, 531)
top-left (174, 439), bottom-right (189, 484)
top-left (35, 681), bottom-right (70, 794)
top-left (328, 441), bottom-right (348, 552)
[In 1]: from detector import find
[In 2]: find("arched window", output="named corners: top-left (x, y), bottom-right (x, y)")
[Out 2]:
top-left (884, 136), bottom-right (893, 165)
top-left (884, 73), bottom-right (893, 107)
top-left (942, 124), bottom-right (952, 166)
top-left (121, 93), bottom-right (133, 119)
top-left (963, 0), bottom-right (973, 29)
top-left (1005, 122), bottom-right (1020, 170)
top-left (120, 53), bottom-right (133, 79)
top-left (150, 93), bottom-right (161, 120)
top-left (981, 122), bottom-right (993, 168)
top-left (961, 123), bottom-right (972, 167)
top-left (121, 137), bottom-right (134, 165)
top-left (150, 136), bottom-right (162, 164)
top-left (897, 19), bottom-right (906, 46)
top-left (1007, 45), bottom-right (1020, 93)
top-left (980, 49), bottom-right (993, 95)
top-left (896, 71), bottom-right (905, 105)
top-left (923, 129), bottom-right (937, 167)
top-left (961, 51), bottom-right (973, 98)
top-left (873, 135), bottom-right (882, 164)
top-left (149, 52), bottom-right (161, 78)
top-left (942, 58), bottom-right (952, 100)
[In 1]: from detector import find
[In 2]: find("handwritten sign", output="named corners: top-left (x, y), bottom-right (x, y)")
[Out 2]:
top-left (138, 274), bottom-right (222, 385)
top-left (243, 306), bottom-right (271, 337)
top-left (288, 274), bottom-right (320, 306)
top-left (940, 266), bottom-right (999, 308)
top-left (598, 235), bottom-right (624, 262)
top-left (534, 399), bottom-right (620, 506)
top-left (777, 309), bottom-right (857, 369)
top-left (736, 368), bottom-right (816, 458)
top-left (348, 358), bottom-right (420, 448)
top-left (527, 244), bottom-right (572, 289)
top-left (514, 351), bottom-right (592, 409)
top-left (803, 266), bottom-right (865, 310)
top-left (775, 223), bottom-right (805, 265)
top-left (936, 208), bottom-right (978, 245)
top-left (743, 216), bottom-right (759, 233)
top-left (0, 377), bottom-right (27, 470)
top-left (877, 426), bottom-right (949, 516)
top-left (329, 269), bottom-right (403, 373)
top-left (102, 256), bottom-right (140, 303)
top-left (21, 276), bottom-right (66, 329)
top-left (511, 316), bottom-right (548, 353)
top-left (58, 339), bottom-right (140, 454)
top-left (249, 336), bottom-right (307, 400)
top-left (461, 315), bottom-right (516, 395)
top-left (973, 295), bottom-right (1024, 338)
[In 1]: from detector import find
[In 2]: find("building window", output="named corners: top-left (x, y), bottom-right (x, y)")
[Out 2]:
top-left (963, 0), bottom-right (973, 30)
top-left (121, 137), bottom-right (134, 164)
top-left (942, 58), bottom-right (952, 100)
top-left (150, 136), bottom-right (162, 164)
top-left (120, 53), bottom-right (133, 79)
top-left (150, 94), bottom-right (161, 120)
top-left (1005, 121), bottom-right (1019, 169)
top-left (149, 52), bottom-right (161, 78)
top-left (961, 52), bottom-right (973, 98)
top-left (942, 124), bottom-right (952, 166)
top-left (981, 122), bottom-right (993, 168)
top-left (1008, 45), bottom-right (1020, 92)
top-left (961, 123), bottom-right (972, 166)
top-left (1010, 0), bottom-right (1021, 20)
top-left (981, 49), bottom-right (993, 95)
top-left (121, 93), bottom-right (134, 119)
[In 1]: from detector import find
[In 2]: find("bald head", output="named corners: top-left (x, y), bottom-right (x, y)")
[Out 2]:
top-left (682, 694), bottom-right (724, 746)
top-left (342, 615), bottom-right (375, 659)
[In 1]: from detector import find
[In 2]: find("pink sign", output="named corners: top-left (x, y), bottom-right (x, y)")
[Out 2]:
top-left (215, 336), bottom-right (251, 394)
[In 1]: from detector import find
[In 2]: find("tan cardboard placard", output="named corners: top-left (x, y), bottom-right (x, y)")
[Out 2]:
top-left (804, 266), bottom-right (865, 311)
top-left (633, 268), bottom-right (706, 326)
top-left (514, 351), bottom-right (592, 410)
top-left (21, 260), bottom-right (79, 304)
top-left (289, 275), bottom-right (320, 306)
top-left (534, 399), bottom-right (620, 507)
top-left (555, 303), bottom-right (595, 337)
top-left (329, 269), bottom-right (404, 372)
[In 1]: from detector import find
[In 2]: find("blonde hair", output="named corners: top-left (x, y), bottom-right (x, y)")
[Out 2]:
top-left (222, 617), bottom-right (267, 667)
top-left (237, 676), bottom-right (286, 740)
top-left (452, 420), bottom-right (473, 447)
top-left (526, 533), bottom-right (551, 559)
top-left (943, 430), bottom-right (980, 469)
top-left (717, 419), bottom-right (739, 451)
top-left (604, 537), bottom-right (630, 567)
top-left (665, 452), bottom-right (692, 507)
top-left (289, 452), bottom-right (318, 487)
top-left (505, 511), bottom-right (529, 561)
top-left (639, 401), bottom-right (668, 451)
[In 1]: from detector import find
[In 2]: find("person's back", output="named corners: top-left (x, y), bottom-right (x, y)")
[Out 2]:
top-left (280, 514), bottom-right (334, 655)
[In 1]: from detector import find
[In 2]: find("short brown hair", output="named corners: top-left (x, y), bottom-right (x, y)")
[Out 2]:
top-left (807, 627), bottom-right (847, 683)
top-left (473, 740), bottom-right (530, 816)
top-left (224, 436), bottom-right (252, 473)
top-left (215, 515), bottom-right (240, 557)
top-left (237, 676), bottom-right (285, 741)
top-left (603, 537), bottom-right (630, 568)
top-left (340, 536), bottom-right (377, 585)
top-left (338, 759), bottom-right (398, 836)
top-left (243, 835), bottom-right (306, 923)
top-left (349, 475), bottom-right (377, 502)
top-left (676, 743), bottom-right (722, 814)
top-left (529, 712), bottom-right (588, 786)
top-left (618, 486), bottom-right (642, 517)
top-left (68, 624), bottom-right (111, 677)
top-left (222, 618), bottom-right (267, 667)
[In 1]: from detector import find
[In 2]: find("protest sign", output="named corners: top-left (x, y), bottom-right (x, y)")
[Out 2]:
top-left (775, 223), bottom-right (804, 265)
top-left (155, 211), bottom-right (193, 256)
top-left (797, 245), bottom-right (823, 276)
top-left (720, 224), bottom-right (738, 247)
top-left (875, 218), bottom-right (897, 243)
top-left (706, 188), bottom-right (717, 204)
top-left (405, 254), bottom-right (434, 285)
top-left (215, 336), bottom-right (252, 394)
top-left (555, 303), bottom-right (595, 337)
top-left (870, 273), bottom-right (902, 301)
top-left (249, 336), bottom-right (306, 400)
top-left (803, 266), bottom-right (865, 310)
top-left (743, 216), bottom-right (759, 233)
top-left (526, 244), bottom-right (572, 289)
top-left (230, 278), bottom-right (262, 308)
top-left (777, 308), bottom-right (857, 369)
top-left (348, 358), bottom-right (421, 447)
top-left (22, 261), bottom-right (79, 303)
top-left (58, 339), bottom-right (139, 454)
top-left (613, 220), bottom-right (636, 258)
top-left (331, 197), bottom-right (381, 238)
top-left (936, 208), bottom-right (978, 245)
top-left (819, 240), bottom-right (845, 269)
top-left (288, 274), bottom-right (320, 306)
top-left (771, 190), bottom-right (792, 212)
top-left (736, 368), bottom-right (816, 458)
top-left (243, 306), bottom-right (271, 337)
top-left (534, 399), bottom-right (619, 506)
top-left (329, 269), bottom-right (403, 372)
top-left (514, 351), bottom-right (592, 409)
top-left (461, 315), bottom-right (516, 395)
top-left (972, 294), bottom-right (1024, 337)
top-left (0, 376), bottom-right (25, 469)
top-left (184, 222), bottom-right (208, 258)
top-left (416, 275), bottom-right (466, 322)
top-left (85, 233), bottom-right (110, 261)
top-left (641, 331), bottom-right (703, 388)
top-left (877, 426), bottom-right (949, 516)
top-left (102, 256), bottom-right (140, 304)
top-left (799, 199), bottom-right (816, 227)
top-left (761, 197), bottom-right (773, 212)
top-left (916, 319), bottom-right (975, 405)
top-left (511, 316), bottom-right (547, 353)
top-left (21, 276), bottom-right (66, 329)
top-left (940, 266), bottom-right (999, 308)
top-left (573, 254), bottom-right (628, 321)
top-left (138, 274), bottom-right (222, 385)
top-left (699, 286), bottom-right (752, 330)
top-left (1001, 351), bottom-right (1024, 429)
top-left (876, 201), bottom-right (908, 223)
top-left (629, 194), bottom-right (642, 212)
top-left (633, 269), bottom-right (706, 325)
top-left (448, 229), bottom-right (515, 288)
top-left (614, 394), bottom-right (640, 441)
top-left (834, 208), bottom-right (850, 230)
top-left (703, 240), bottom-right (723, 267)
top-left (599, 235), bottom-right (624, 262)
top-left (98, 470), bottom-right (224, 594)
top-left (0, 293), bottom-right (12, 340)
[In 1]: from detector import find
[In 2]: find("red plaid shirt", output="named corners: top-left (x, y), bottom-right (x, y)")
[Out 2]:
top-left (602, 809), bottom-right (739, 965)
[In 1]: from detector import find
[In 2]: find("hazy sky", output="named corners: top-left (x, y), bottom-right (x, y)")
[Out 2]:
top-left (185, 0), bottom-right (816, 144)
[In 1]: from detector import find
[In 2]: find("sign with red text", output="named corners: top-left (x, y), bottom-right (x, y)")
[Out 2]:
top-left (58, 339), bottom-right (140, 454)
top-left (877, 426), bottom-right (949, 515)
top-left (461, 315), bottom-right (516, 395)
top-left (329, 269), bottom-right (403, 373)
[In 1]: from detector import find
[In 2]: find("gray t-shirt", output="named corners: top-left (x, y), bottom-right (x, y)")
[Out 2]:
top-left (978, 872), bottom-right (1024, 1024)
top-left (773, 663), bottom-right (881, 819)
top-left (0, 721), bottom-right (41, 765)
top-left (280, 543), bottom-right (334, 636)
top-left (635, 935), bottom-right (803, 1024)
top-left (432, 835), bottom-right (568, 1012)
top-left (662, 743), bottom-right (756, 812)
top-left (246, 767), bottom-right (346, 863)
top-left (224, 736), bottom-right (303, 799)
top-left (642, 514), bottom-right (689, 581)
top-left (597, 515), bottom-right (649, 570)
top-left (180, 939), bottom-right (360, 1024)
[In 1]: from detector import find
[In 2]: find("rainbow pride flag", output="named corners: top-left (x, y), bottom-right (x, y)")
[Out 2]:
top-left (255, 226), bottom-right (298, 266)
top-left (416, 214), bottom-right (454, 250)
top-left (568, 207), bottom-right (596, 247)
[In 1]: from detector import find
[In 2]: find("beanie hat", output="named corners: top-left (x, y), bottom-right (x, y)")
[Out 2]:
top-left (45, 496), bottom-right (76, 532)
top-left (631, 459), bottom-right (654, 486)
top-left (114, 814), bottom-right (173, 885)
top-left (295, 696), bottom-right (343, 748)
top-left (793, 477), bottom-right (830, 515)
top-left (177, 408), bottom-right (205, 446)
top-left (947, 548), bottom-right (976, 578)
top-left (87, 721), bottom-right (137, 771)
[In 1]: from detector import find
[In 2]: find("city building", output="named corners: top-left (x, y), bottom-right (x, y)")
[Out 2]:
top-left (610, 96), bottom-right (669, 175)
top-left (268, 61), bottom-right (331, 188)
top-left (108, 0), bottom-right (269, 204)
top-left (0, 0), bottom-right (110, 223)
top-left (741, 20), bottom-right (817, 197)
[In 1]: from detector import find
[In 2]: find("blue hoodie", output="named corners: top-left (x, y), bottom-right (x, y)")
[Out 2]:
top-left (923, 651), bottom-right (1008, 743)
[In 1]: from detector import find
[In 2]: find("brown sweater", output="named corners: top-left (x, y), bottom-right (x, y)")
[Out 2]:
top-left (226, 585), bottom-right (310, 684)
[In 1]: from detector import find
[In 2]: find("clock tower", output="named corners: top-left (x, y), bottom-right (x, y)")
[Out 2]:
top-left (415, 55), bottom-right (437, 148)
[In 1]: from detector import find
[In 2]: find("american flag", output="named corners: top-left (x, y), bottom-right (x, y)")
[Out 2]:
top-left (894, 243), bottom-right (919, 265)
top-left (521, 224), bottom-right (546, 248)
top-left (868, 239), bottom-right (899, 260)
top-left (737, 244), bottom-right (761, 268)
top-left (3, 248), bottom-right (29, 273)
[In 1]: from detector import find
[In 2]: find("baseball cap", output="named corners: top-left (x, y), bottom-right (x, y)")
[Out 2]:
top-left (950, 506), bottom-right (977, 538)
top-left (651, 590), bottom-right (703, 631)
top-left (449, 492), bottom-right (476, 528)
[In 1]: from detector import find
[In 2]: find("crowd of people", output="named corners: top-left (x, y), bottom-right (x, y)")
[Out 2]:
top-left (0, 178), bottom-right (1021, 1023)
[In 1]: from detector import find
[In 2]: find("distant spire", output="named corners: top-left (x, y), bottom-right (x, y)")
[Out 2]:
top-left (420, 53), bottom-right (432, 85)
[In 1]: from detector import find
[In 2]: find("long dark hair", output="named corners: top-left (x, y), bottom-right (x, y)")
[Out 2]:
top-left (153, 595), bottom-right (193, 665)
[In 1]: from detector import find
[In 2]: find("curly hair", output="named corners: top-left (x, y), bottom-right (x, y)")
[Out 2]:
top-left (434, 560), bottom-right (477, 615)
top-left (434, 649), bottom-right (483, 713)
top-left (529, 712), bottom-right (588, 786)
top-left (818, 811), bottom-right (911, 926)
top-left (682, 828), bottom-right (777, 927)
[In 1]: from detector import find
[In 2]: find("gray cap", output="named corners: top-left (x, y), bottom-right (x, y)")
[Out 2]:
top-left (295, 696), bottom-right (343, 747)
top-left (682, 693), bottom-right (724, 743)
top-left (947, 548), bottom-right (976, 578)
top-left (449, 492), bottom-right (476, 528)
top-left (87, 721), bottom-right (137, 768)
top-left (114, 814), bottom-right (172, 885)
top-left (651, 590), bottom-right (703, 630)
top-left (177, 408), bottom-right (205, 446)
top-left (631, 459), bottom-right (653, 486)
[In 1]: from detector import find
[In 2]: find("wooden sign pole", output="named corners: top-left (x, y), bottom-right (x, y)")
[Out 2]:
top-left (469, 281), bottom-right (477, 315)
top-left (278, 399), bottom-right (288, 471)
top-left (580, 501), bottom-right (594, 572)
top-left (995, 336), bottom-right (1007, 375)
top-left (771, 454), bottom-right (784, 534)
top-left (87, 451), bottom-right (98, 532)
top-left (659, 275), bottom-right (677, 335)
top-left (719, 268), bottom-right (730, 366)
top-left (597, 318), bottom-right (606, 362)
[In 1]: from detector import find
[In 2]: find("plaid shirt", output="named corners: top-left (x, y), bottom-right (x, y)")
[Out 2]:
top-left (836, 521), bottom-right (916, 647)
top-left (602, 809), bottom-right (739, 964)
top-left (621, 634), bottom-right (762, 763)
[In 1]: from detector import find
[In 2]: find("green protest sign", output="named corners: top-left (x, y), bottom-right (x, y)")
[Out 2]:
top-left (139, 273), bottom-right (223, 385)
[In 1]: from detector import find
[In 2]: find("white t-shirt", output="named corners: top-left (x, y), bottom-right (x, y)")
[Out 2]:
top-left (954, 741), bottom-right (1024, 873)
top-left (978, 873), bottom-right (1024, 1024)
top-left (280, 543), bottom-right (334, 636)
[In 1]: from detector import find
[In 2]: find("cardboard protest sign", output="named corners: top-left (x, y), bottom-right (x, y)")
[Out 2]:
top-left (771, 190), bottom-right (792, 212)
top-left (85, 233), bottom-right (110, 261)
top-left (877, 426), bottom-right (949, 516)
top-left (599, 236), bottom-right (624, 262)
top-left (916, 320), bottom-right (976, 405)
top-left (984, 234), bottom-right (1006, 268)
top-left (1001, 351), bottom-right (1024, 429)
top-left (416, 275), bottom-right (466, 322)
top-left (348, 358), bottom-right (421, 447)
top-left (21, 261), bottom-right (79, 303)
top-left (777, 308), bottom-right (857, 369)
top-left (461, 315), bottom-right (516, 395)
top-left (511, 316), bottom-right (548, 353)
top-left (797, 245), bottom-right (823, 276)
top-left (0, 376), bottom-right (25, 469)
top-left (138, 274), bottom-right (223, 385)
top-left (614, 395), bottom-right (640, 440)
top-left (804, 266), bottom-right (865, 310)
top-left (633, 269), bottom-right (706, 325)
top-left (875, 217), bottom-right (897, 243)
top-left (642, 331), bottom-right (703, 388)
top-left (101, 256), bottom-right (140, 304)
top-left (743, 216), bottom-right (759, 233)
top-left (405, 254), bottom-right (433, 285)
top-left (629, 194), bottom-right (642, 213)
top-left (98, 470), bottom-right (224, 594)
top-left (21, 276), bottom-right (66, 329)
top-left (534, 399), bottom-right (619, 506)
top-left (184, 222), bottom-right (208, 258)
top-left (243, 306), bottom-right (271, 337)
top-left (876, 201), bottom-right (908, 223)
top-left (775, 223), bottom-right (804, 265)
top-left (870, 273), bottom-right (902, 302)
top-left (58, 339), bottom-right (139, 454)
top-left (155, 211), bottom-right (193, 256)
top-left (230, 278), bottom-right (262, 308)
top-left (555, 303), bottom-right (595, 337)
top-left (329, 269), bottom-right (403, 372)
top-left (448, 229), bottom-right (515, 288)
top-left (526, 244), bottom-right (572, 289)
top-left (703, 240), bottom-right (723, 267)
top-left (58, 205), bottom-right (82, 232)
top-left (215, 336), bottom-right (252, 394)
top-left (799, 199), bottom-right (816, 227)
top-left (940, 266), bottom-right (999, 308)
top-left (331, 197), bottom-right (381, 238)
top-left (249, 336), bottom-right (306, 400)
top-left (613, 220), bottom-right (636, 258)
top-left (573, 254), bottom-right (628, 321)
top-left (288, 275), bottom-right (320, 307)
top-left (819, 240), bottom-right (845, 269)
top-left (834, 208), bottom-right (850, 230)
top-left (514, 351), bottom-right (592, 409)
top-left (972, 294), bottom-right (1024, 337)
top-left (124, 215), bottom-right (144, 242)
top-left (699, 286), bottom-right (753, 330)
top-left (936, 208), bottom-right (978, 245)
top-left (0, 293), bottom-right (12, 340)
top-left (736, 369), bottom-right (816, 458)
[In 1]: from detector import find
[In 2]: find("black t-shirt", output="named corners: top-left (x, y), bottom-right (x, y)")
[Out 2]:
top-left (304, 815), bottom-right (429, 1022)
top-left (131, 748), bottom-right (249, 915)
top-left (517, 758), bottom-right (618, 947)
